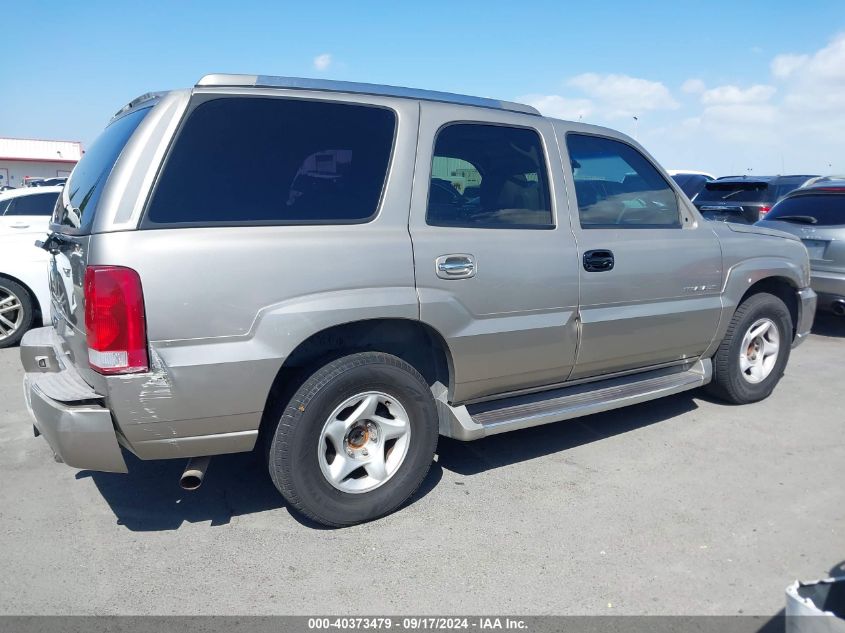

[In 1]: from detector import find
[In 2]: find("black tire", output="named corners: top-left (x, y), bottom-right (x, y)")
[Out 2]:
top-left (0, 278), bottom-right (35, 349)
top-left (268, 352), bottom-right (439, 527)
top-left (705, 292), bottom-right (793, 404)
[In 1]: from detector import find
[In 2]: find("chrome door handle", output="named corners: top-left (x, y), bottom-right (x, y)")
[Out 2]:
top-left (436, 254), bottom-right (476, 279)
top-left (10, 222), bottom-right (30, 229)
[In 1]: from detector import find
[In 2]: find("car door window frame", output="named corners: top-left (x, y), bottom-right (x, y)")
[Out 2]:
top-left (425, 120), bottom-right (556, 230)
top-left (565, 132), bottom-right (684, 230)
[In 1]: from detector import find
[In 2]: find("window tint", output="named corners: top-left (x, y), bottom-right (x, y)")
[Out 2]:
top-left (0, 198), bottom-right (11, 215)
top-left (696, 181), bottom-right (771, 204)
top-left (566, 134), bottom-right (680, 228)
top-left (58, 107), bottom-right (150, 230)
top-left (146, 98), bottom-right (396, 225)
top-left (426, 124), bottom-right (552, 228)
top-left (671, 174), bottom-right (710, 199)
top-left (766, 194), bottom-right (845, 226)
top-left (6, 192), bottom-right (59, 216)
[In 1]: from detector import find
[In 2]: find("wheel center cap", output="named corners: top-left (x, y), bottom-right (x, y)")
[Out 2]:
top-left (346, 425), bottom-right (370, 449)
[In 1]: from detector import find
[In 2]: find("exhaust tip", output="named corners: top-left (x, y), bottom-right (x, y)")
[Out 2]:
top-left (179, 456), bottom-right (211, 491)
top-left (179, 474), bottom-right (204, 491)
top-left (832, 300), bottom-right (845, 316)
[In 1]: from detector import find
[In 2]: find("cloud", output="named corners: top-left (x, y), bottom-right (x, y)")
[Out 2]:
top-left (518, 94), bottom-right (592, 120)
top-left (700, 84), bottom-right (776, 105)
top-left (771, 53), bottom-right (809, 79)
top-left (681, 79), bottom-right (706, 94)
top-left (567, 73), bottom-right (678, 117)
top-left (313, 53), bottom-right (332, 71)
top-left (772, 33), bottom-right (845, 81)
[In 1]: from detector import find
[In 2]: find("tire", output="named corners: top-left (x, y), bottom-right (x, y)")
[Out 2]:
top-left (0, 278), bottom-right (35, 349)
top-left (267, 352), bottom-right (439, 527)
top-left (705, 292), bottom-right (793, 404)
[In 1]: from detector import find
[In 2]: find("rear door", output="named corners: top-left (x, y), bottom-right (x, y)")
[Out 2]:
top-left (47, 106), bottom-right (152, 384)
top-left (409, 103), bottom-right (580, 403)
top-left (695, 181), bottom-right (771, 224)
top-left (560, 131), bottom-right (723, 380)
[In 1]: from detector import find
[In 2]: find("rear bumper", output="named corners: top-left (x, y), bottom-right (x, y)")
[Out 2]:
top-left (793, 287), bottom-right (817, 348)
top-left (811, 270), bottom-right (845, 308)
top-left (20, 327), bottom-right (127, 473)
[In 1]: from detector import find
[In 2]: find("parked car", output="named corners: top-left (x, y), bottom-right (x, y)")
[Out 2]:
top-left (695, 175), bottom-right (818, 223)
top-left (667, 170), bottom-right (715, 201)
top-left (0, 187), bottom-right (60, 347)
top-left (20, 75), bottom-right (815, 526)
top-left (756, 179), bottom-right (845, 315)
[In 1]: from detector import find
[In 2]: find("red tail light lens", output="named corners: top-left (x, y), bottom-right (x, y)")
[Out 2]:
top-left (758, 205), bottom-right (771, 219)
top-left (84, 266), bottom-right (149, 374)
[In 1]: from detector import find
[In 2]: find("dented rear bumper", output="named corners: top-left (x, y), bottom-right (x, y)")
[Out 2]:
top-left (20, 327), bottom-right (127, 473)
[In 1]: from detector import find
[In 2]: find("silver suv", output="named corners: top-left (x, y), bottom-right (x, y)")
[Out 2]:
top-left (20, 75), bottom-right (816, 526)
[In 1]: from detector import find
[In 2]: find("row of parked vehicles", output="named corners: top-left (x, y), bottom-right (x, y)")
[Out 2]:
top-left (668, 170), bottom-right (845, 316)
top-left (3, 75), bottom-right (840, 526)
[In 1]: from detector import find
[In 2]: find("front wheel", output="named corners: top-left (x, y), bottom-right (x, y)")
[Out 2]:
top-left (706, 292), bottom-right (793, 404)
top-left (268, 352), bottom-right (439, 527)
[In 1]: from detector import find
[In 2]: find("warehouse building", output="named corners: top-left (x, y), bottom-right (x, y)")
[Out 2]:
top-left (0, 137), bottom-right (82, 189)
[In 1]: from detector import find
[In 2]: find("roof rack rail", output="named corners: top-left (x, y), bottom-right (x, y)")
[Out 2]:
top-left (113, 92), bottom-right (167, 119)
top-left (195, 74), bottom-right (540, 116)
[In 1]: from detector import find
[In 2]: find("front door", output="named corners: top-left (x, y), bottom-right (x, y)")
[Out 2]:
top-left (409, 103), bottom-right (580, 403)
top-left (560, 131), bottom-right (723, 380)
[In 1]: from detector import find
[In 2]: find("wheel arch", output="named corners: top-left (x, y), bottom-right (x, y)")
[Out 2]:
top-left (259, 318), bottom-right (454, 440)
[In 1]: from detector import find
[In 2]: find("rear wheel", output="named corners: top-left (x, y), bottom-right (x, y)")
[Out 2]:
top-left (706, 292), bottom-right (792, 404)
top-left (0, 279), bottom-right (34, 348)
top-left (267, 352), bottom-right (438, 527)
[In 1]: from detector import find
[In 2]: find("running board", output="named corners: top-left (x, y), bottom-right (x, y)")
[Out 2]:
top-left (433, 359), bottom-right (711, 441)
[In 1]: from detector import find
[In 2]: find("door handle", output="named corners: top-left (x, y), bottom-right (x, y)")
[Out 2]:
top-left (583, 249), bottom-right (614, 272)
top-left (10, 222), bottom-right (30, 229)
top-left (436, 254), bottom-right (476, 279)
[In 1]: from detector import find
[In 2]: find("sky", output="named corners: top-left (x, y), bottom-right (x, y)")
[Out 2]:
top-left (2, 0), bottom-right (844, 176)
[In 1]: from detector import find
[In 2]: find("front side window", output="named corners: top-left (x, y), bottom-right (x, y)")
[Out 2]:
top-left (566, 134), bottom-right (680, 228)
top-left (426, 123), bottom-right (553, 229)
top-left (145, 97), bottom-right (396, 226)
top-left (6, 192), bottom-right (60, 216)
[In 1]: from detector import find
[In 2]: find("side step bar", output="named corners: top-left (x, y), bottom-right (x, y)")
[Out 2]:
top-left (434, 359), bottom-right (711, 441)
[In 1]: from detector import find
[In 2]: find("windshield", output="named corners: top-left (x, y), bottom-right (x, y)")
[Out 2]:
top-left (54, 107), bottom-right (150, 232)
top-left (696, 181), bottom-right (771, 204)
top-left (766, 194), bottom-right (845, 226)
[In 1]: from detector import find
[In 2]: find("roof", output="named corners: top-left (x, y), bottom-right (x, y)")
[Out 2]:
top-left (0, 137), bottom-right (82, 163)
top-left (789, 178), bottom-right (845, 194)
top-left (195, 74), bottom-right (540, 116)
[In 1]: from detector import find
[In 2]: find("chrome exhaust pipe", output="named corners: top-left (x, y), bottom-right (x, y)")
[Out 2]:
top-left (180, 456), bottom-right (211, 491)
top-left (832, 300), bottom-right (845, 317)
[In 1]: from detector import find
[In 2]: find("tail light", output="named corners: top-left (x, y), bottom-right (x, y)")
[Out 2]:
top-left (758, 205), bottom-right (771, 220)
top-left (84, 266), bottom-right (149, 374)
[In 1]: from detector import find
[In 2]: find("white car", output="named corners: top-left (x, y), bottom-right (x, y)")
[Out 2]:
top-left (0, 186), bottom-right (61, 347)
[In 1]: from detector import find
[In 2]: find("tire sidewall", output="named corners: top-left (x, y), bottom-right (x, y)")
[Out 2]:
top-left (724, 294), bottom-right (792, 402)
top-left (0, 279), bottom-right (34, 348)
top-left (271, 356), bottom-right (438, 525)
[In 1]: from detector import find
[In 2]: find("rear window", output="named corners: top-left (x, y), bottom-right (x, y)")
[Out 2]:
top-left (56, 107), bottom-right (150, 230)
top-left (145, 97), bottom-right (396, 226)
top-left (696, 181), bottom-right (771, 204)
top-left (4, 192), bottom-right (59, 216)
top-left (766, 194), bottom-right (845, 226)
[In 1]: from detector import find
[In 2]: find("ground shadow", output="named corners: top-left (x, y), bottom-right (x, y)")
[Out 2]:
top-left (811, 312), bottom-right (845, 338)
top-left (79, 393), bottom-right (698, 531)
top-left (78, 450), bottom-right (442, 532)
top-left (437, 392), bottom-right (699, 476)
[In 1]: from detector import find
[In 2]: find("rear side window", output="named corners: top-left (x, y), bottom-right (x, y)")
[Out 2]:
top-left (766, 194), bottom-right (845, 226)
top-left (57, 107), bottom-right (150, 230)
top-left (696, 181), bottom-right (771, 204)
top-left (5, 192), bottom-right (59, 216)
top-left (566, 134), bottom-right (680, 228)
top-left (426, 123), bottom-right (553, 229)
top-left (145, 98), bottom-right (396, 226)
